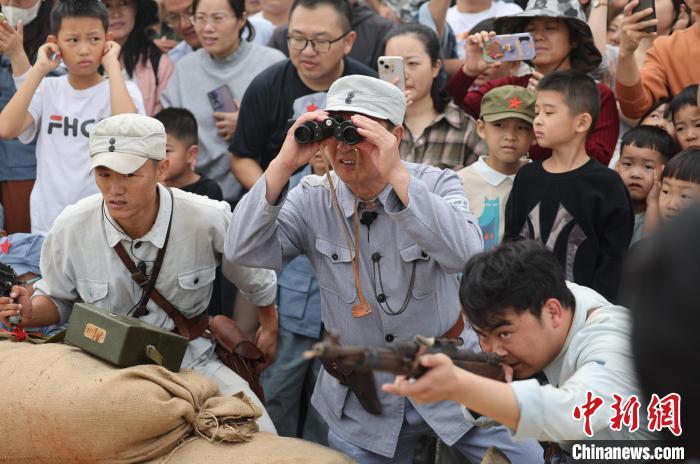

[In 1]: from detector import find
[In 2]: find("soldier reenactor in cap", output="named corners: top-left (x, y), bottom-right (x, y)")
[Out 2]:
top-left (226, 75), bottom-right (543, 462)
top-left (0, 113), bottom-right (278, 432)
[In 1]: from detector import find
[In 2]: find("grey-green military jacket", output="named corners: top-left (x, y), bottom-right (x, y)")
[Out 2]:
top-left (225, 162), bottom-right (484, 457)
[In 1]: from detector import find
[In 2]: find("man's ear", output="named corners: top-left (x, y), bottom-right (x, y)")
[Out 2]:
top-left (47, 35), bottom-right (57, 44)
top-left (343, 31), bottom-right (357, 56)
top-left (392, 124), bottom-right (404, 143)
top-left (542, 298), bottom-right (565, 329)
top-left (157, 158), bottom-right (170, 181)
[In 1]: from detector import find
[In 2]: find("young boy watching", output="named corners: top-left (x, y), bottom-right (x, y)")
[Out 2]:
top-left (458, 86), bottom-right (535, 250)
top-left (670, 84), bottom-right (700, 151)
top-left (654, 149), bottom-right (700, 226)
top-left (383, 240), bottom-right (658, 452)
top-left (616, 125), bottom-right (679, 245)
top-left (504, 70), bottom-right (633, 302)
top-left (154, 108), bottom-right (223, 201)
top-left (0, 0), bottom-right (144, 236)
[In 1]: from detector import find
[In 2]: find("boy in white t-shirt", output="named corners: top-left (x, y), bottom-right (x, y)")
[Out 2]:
top-left (447, 0), bottom-right (522, 59)
top-left (458, 85), bottom-right (534, 250)
top-left (0, 0), bottom-right (144, 236)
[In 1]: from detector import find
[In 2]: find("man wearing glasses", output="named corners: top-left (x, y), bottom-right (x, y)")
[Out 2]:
top-left (229, 0), bottom-right (376, 193)
top-left (157, 0), bottom-right (201, 62)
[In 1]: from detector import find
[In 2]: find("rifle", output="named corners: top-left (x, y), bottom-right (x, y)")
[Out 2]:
top-left (0, 262), bottom-right (23, 325)
top-left (304, 332), bottom-right (506, 381)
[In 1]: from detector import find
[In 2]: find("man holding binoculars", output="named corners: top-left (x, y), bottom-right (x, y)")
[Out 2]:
top-left (225, 75), bottom-right (543, 462)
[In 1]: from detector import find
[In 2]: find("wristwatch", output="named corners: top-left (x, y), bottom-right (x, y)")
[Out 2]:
top-left (592, 0), bottom-right (608, 7)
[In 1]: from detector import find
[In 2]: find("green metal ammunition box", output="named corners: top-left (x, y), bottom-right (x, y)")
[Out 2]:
top-left (65, 303), bottom-right (189, 371)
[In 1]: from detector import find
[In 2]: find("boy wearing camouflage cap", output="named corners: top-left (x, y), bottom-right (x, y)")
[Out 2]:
top-left (458, 85), bottom-right (535, 250)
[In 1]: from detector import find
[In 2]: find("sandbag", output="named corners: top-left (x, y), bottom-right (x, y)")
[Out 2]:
top-left (145, 433), bottom-right (356, 464)
top-left (0, 341), bottom-right (260, 463)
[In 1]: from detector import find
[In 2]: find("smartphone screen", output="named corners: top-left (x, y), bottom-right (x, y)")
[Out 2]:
top-left (207, 85), bottom-right (238, 113)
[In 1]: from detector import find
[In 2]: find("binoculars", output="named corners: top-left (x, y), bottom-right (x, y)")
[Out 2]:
top-left (294, 116), bottom-right (363, 145)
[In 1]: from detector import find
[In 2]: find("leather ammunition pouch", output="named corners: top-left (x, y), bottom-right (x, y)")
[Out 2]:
top-left (320, 357), bottom-right (382, 416)
top-left (208, 315), bottom-right (266, 403)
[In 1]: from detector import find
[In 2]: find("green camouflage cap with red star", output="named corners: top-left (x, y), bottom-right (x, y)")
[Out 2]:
top-left (480, 85), bottom-right (536, 124)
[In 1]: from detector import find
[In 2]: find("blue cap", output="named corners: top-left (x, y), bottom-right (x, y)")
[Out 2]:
top-left (0, 233), bottom-right (44, 276)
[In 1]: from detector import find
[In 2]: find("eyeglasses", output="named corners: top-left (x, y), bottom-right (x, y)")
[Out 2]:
top-left (163, 12), bottom-right (193, 27)
top-left (189, 13), bottom-right (235, 27)
top-left (287, 31), bottom-right (350, 53)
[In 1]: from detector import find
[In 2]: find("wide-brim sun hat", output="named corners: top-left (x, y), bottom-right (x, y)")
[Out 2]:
top-left (493, 0), bottom-right (602, 74)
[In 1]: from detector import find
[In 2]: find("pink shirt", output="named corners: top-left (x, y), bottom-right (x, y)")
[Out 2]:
top-left (133, 52), bottom-right (175, 116)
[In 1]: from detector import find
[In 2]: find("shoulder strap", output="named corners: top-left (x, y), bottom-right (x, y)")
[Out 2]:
top-left (111, 188), bottom-right (208, 340)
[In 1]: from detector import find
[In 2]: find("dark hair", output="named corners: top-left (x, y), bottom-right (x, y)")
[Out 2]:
top-left (662, 149), bottom-right (700, 184)
top-left (382, 23), bottom-right (450, 114)
top-left (21, 0), bottom-right (55, 61)
top-left (621, 202), bottom-right (700, 446)
top-left (192, 0), bottom-right (254, 41)
top-left (538, 70), bottom-right (600, 129)
top-left (670, 84), bottom-right (699, 122)
top-left (468, 17), bottom-right (495, 34)
top-left (50, 0), bottom-right (109, 36)
top-left (289, 0), bottom-right (352, 32)
top-left (114, 0), bottom-right (163, 78)
top-left (620, 126), bottom-right (680, 163)
top-left (460, 240), bottom-right (575, 330)
top-left (154, 107), bottom-right (198, 147)
top-left (638, 97), bottom-right (672, 124)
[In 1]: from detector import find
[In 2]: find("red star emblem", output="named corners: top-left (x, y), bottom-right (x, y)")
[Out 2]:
top-left (0, 240), bottom-right (11, 254)
top-left (306, 103), bottom-right (318, 112)
top-left (508, 97), bottom-right (522, 109)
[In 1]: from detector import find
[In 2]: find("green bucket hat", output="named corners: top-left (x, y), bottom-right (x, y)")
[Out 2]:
top-left (493, 0), bottom-right (602, 74)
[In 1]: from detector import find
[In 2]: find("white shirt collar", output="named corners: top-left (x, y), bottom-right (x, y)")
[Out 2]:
top-left (472, 155), bottom-right (518, 187)
top-left (103, 183), bottom-right (172, 249)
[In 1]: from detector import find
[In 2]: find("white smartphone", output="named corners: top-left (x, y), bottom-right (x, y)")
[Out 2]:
top-left (377, 56), bottom-right (405, 91)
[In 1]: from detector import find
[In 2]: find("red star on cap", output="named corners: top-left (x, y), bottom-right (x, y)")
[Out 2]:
top-left (508, 97), bottom-right (522, 109)
top-left (306, 103), bottom-right (318, 112)
top-left (0, 239), bottom-right (11, 254)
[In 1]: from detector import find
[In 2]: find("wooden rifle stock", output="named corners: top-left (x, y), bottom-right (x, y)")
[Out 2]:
top-left (305, 333), bottom-right (505, 381)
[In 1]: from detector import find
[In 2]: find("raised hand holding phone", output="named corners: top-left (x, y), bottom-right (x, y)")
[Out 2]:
top-left (463, 31), bottom-right (503, 78)
top-left (619, 0), bottom-right (658, 55)
top-left (378, 56), bottom-right (406, 91)
top-left (631, 0), bottom-right (657, 33)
